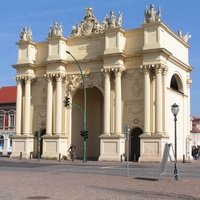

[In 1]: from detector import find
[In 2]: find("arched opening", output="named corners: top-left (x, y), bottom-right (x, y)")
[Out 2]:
top-left (0, 135), bottom-right (4, 153)
top-left (170, 74), bottom-right (183, 93)
top-left (130, 127), bottom-right (143, 162)
top-left (72, 87), bottom-right (103, 160)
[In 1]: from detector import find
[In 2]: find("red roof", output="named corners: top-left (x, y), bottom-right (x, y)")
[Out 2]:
top-left (0, 86), bottom-right (17, 103)
top-left (191, 116), bottom-right (200, 133)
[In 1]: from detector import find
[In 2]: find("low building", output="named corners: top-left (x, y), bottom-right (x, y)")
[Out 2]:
top-left (0, 86), bottom-right (16, 156)
top-left (11, 5), bottom-right (192, 162)
top-left (191, 117), bottom-right (200, 146)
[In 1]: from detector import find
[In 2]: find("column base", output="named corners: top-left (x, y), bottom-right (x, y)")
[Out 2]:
top-left (10, 135), bottom-right (34, 159)
top-left (139, 134), bottom-right (169, 162)
top-left (98, 134), bottom-right (125, 161)
top-left (41, 135), bottom-right (68, 160)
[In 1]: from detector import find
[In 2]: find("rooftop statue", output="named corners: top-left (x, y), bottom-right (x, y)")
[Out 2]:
top-left (19, 26), bottom-right (32, 41)
top-left (144, 4), bottom-right (161, 23)
top-left (48, 21), bottom-right (63, 38)
top-left (178, 30), bottom-right (191, 43)
top-left (70, 8), bottom-right (123, 37)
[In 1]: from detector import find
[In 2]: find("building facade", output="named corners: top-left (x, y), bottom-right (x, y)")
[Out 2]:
top-left (11, 5), bottom-right (192, 161)
top-left (0, 86), bottom-right (16, 156)
top-left (191, 117), bottom-right (200, 146)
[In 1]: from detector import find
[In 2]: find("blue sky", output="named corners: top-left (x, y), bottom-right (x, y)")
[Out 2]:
top-left (0, 0), bottom-right (200, 116)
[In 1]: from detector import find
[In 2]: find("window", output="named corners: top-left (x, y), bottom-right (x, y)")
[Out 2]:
top-left (0, 115), bottom-right (4, 129)
top-left (9, 113), bottom-right (15, 129)
top-left (0, 135), bottom-right (4, 149)
top-left (170, 74), bottom-right (183, 93)
top-left (170, 75), bottom-right (179, 91)
top-left (9, 135), bottom-right (12, 147)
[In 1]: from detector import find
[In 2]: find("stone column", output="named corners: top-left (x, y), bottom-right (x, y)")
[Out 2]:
top-left (24, 77), bottom-right (32, 135)
top-left (55, 74), bottom-right (63, 135)
top-left (114, 68), bottom-right (123, 135)
top-left (155, 65), bottom-right (162, 135)
top-left (103, 69), bottom-right (111, 135)
top-left (162, 67), bottom-right (168, 135)
top-left (143, 66), bottom-right (151, 135)
top-left (46, 75), bottom-right (53, 136)
top-left (16, 78), bottom-right (22, 136)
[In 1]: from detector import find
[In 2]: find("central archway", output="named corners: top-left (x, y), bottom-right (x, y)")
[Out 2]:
top-left (72, 87), bottom-right (103, 160)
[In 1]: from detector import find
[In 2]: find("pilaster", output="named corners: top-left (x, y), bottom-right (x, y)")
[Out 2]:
top-left (113, 67), bottom-right (124, 135)
top-left (16, 78), bottom-right (22, 136)
top-left (102, 68), bottom-right (111, 135)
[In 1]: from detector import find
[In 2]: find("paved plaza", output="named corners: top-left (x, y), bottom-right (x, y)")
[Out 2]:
top-left (0, 158), bottom-right (199, 200)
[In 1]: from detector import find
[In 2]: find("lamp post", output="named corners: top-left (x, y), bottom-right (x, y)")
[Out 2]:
top-left (66, 51), bottom-right (87, 163)
top-left (171, 103), bottom-right (179, 180)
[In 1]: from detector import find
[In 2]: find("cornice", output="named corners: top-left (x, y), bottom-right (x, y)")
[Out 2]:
top-left (39, 59), bottom-right (67, 66)
top-left (103, 52), bottom-right (126, 59)
top-left (137, 48), bottom-right (172, 58)
top-left (12, 62), bottom-right (36, 69)
top-left (16, 40), bottom-right (36, 46)
top-left (138, 48), bottom-right (192, 72)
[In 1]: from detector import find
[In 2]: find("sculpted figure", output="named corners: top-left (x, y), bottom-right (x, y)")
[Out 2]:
top-left (48, 21), bottom-right (63, 37)
top-left (70, 8), bottom-right (123, 36)
top-left (82, 7), bottom-right (96, 35)
top-left (116, 11), bottom-right (123, 27)
top-left (178, 30), bottom-right (191, 43)
top-left (109, 11), bottom-right (116, 27)
top-left (19, 26), bottom-right (32, 41)
top-left (144, 4), bottom-right (161, 23)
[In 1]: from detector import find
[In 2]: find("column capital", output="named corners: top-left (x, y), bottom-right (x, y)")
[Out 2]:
top-left (101, 68), bottom-right (111, 77)
top-left (162, 66), bottom-right (168, 76)
top-left (16, 75), bottom-right (35, 83)
top-left (44, 73), bottom-right (54, 80)
top-left (55, 73), bottom-right (65, 82)
top-left (112, 67), bottom-right (124, 77)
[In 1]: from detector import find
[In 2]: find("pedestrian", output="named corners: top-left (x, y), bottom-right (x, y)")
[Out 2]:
top-left (192, 146), bottom-right (196, 159)
top-left (195, 146), bottom-right (199, 160)
top-left (68, 144), bottom-right (76, 161)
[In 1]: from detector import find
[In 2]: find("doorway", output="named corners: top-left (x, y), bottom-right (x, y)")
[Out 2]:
top-left (131, 127), bottom-right (143, 162)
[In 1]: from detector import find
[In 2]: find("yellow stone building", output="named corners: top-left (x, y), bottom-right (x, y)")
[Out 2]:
top-left (11, 5), bottom-right (192, 162)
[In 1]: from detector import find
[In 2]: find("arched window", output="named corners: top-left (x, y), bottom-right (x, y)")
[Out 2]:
top-left (9, 135), bottom-right (12, 147)
top-left (0, 135), bottom-right (4, 149)
top-left (170, 74), bottom-right (183, 93)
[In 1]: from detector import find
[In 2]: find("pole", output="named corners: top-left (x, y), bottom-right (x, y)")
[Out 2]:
top-left (66, 51), bottom-right (87, 163)
top-left (127, 137), bottom-right (129, 177)
top-left (124, 124), bottom-right (130, 177)
top-left (174, 114), bottom-right (178, 180)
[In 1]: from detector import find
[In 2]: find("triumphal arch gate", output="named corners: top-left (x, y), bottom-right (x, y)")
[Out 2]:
top-left (11, 5), bottom-right (192, 162)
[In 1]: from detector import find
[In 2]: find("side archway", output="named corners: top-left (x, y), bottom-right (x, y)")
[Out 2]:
top-left (130, 127), bottom-right (143, 162)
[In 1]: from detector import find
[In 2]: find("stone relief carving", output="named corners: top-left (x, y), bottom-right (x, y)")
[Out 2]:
top-left (144, 4), bottom-right (161, 23)
top-left (19, 26), bottom-right (32, 41)
top-left (65, 72), bottom-right (103, 95)
top-left (65, 74), bottom-right (82, 95)
top-left (178, 30), bottom-right (191, 43)
top-left (48, 21), bottom-right (63, 38)
top-left (70, 7), bottom-right (123, 37)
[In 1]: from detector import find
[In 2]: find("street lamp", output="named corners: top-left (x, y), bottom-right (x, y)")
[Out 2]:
top-left (171, 103), bottom-right (179, 180)
top-left (66, 51), bottom-right (87, 163)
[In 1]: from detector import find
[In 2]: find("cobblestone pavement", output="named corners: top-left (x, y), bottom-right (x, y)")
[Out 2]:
top-left (0, 158), bottom-right (199, 200)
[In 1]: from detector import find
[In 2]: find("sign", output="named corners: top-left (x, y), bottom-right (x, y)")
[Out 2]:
top-left (160, 143), bottom-right (171, 175)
